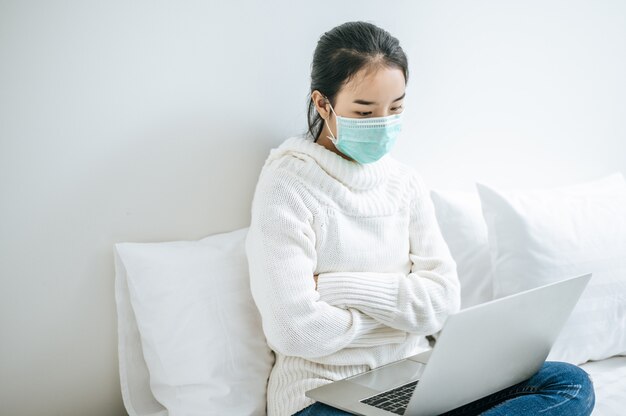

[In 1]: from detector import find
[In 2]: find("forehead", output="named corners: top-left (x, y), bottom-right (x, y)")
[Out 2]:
top-left (338, 66), bottom-right (406, 102)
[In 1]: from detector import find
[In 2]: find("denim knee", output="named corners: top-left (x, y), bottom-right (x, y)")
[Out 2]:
top-left (570, 364), bottom-right (595, 411)
top-left (545, 361), bottom-right (595, 413)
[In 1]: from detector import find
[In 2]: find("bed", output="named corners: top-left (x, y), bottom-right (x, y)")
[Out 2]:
top-left (114, 172), bottom-right (626, 415)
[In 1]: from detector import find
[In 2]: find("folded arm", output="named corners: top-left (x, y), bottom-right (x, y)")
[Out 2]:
top-left (246, 168), bottom-right (408, 359)
top-left (316, 173), bottom-right (461, 335)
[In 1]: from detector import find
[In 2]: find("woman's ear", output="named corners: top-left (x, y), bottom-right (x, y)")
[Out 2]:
top-left (311, 90), bottom-right (330, 120)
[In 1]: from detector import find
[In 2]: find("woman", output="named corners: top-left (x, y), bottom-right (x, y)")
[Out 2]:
top-left (245, 21), bottom-right (595, 416)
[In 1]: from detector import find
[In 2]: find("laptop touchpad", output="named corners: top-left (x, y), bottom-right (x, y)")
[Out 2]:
top-left (349, 360), bottom-right (425, 391)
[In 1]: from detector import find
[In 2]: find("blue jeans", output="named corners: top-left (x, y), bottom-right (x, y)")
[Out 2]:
top-left (292, 361), bottom-right (595, 416)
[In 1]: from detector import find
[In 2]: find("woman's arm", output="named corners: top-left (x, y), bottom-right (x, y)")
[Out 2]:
top-left (246, 167), bottom-right (407, 359)
top-left (315, 173), bottom-right (461, 336)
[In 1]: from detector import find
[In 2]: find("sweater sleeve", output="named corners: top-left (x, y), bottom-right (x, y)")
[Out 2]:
top-left (245, 167), bottom-right (407, 359)
top-left (315, 173), bottom-right (461, 335)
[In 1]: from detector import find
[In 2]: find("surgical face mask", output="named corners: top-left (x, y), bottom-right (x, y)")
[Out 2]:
top-left (324, 101), bottom-right (403, 164)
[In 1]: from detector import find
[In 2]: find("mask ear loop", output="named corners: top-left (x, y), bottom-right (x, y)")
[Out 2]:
top-left (323, 96), bottom-right (339, 144)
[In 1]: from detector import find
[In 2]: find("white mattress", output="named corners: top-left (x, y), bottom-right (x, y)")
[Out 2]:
top-left (580, 356), bottom-right (626, 416)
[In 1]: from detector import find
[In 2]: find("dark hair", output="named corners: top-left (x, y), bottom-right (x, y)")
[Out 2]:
top-left (306, 21), bottom-right (409, 141)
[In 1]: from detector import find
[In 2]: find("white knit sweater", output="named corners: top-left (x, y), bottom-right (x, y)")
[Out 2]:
top-left (245, 136), bottom-right (461, 416)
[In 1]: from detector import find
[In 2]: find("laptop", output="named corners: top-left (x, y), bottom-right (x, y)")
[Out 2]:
top-left (305, 273), bottom-right (592, 416)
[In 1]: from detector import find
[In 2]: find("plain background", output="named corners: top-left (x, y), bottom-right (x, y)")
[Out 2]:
top-left (1, 1), bottom-right (625, 414)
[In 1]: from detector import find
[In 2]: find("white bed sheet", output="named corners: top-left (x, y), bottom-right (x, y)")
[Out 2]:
top-left (580, 356), bottom-right (626, 416)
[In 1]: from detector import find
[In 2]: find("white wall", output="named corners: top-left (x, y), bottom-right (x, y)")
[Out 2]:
top-left (1, 1), bottom-right (624, 415)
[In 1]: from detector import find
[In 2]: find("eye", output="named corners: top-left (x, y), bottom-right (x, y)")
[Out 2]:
top-left (391, 105), bottom-right (404, 112)
top-left (355, 111), bottom-right (372, 116)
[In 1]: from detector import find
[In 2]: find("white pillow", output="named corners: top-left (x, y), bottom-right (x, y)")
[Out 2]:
top-left (430, 190), bottom-right (493, 309)
top-left (114, 252), bottom-right (168, 416)
top-left (476, 173), bottom-right (626, 365)
top-left (114, 227), bottom-right (274, 416)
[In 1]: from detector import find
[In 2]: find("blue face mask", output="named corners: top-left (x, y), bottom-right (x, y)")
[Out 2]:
top-left (324, 101), bottom-right (403, 164)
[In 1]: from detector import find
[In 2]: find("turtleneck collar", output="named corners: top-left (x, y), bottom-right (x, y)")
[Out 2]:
top-left (264, 136), bottom-right (395, 191)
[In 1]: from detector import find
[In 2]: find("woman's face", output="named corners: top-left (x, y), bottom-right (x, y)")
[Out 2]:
top-left (313, 65), bottom-right (406, 160)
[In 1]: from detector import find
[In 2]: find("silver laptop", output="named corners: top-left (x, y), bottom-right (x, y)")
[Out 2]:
top-left (305, 273), bottom-right (591, 416)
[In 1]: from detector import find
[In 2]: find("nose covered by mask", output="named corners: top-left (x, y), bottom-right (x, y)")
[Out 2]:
top-left (324, 100), bottom-right (403, 164)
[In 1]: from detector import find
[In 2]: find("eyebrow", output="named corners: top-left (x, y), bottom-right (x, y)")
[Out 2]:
top-left (353, 92), bottom-right (406, 105)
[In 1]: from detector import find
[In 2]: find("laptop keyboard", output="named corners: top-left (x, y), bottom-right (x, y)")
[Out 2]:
top-left (360, 380), bottom-right (418, 415)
